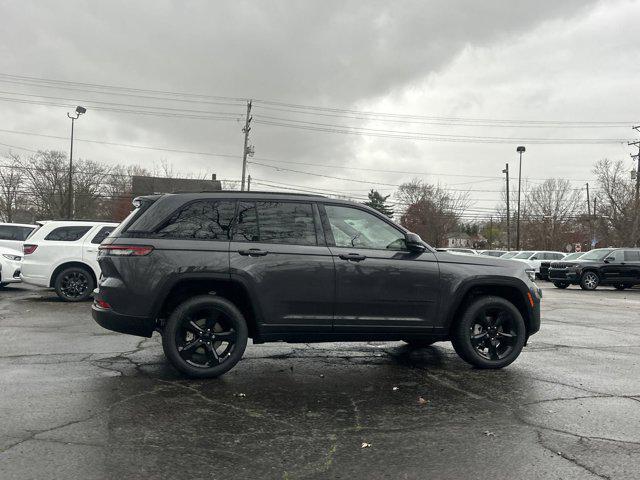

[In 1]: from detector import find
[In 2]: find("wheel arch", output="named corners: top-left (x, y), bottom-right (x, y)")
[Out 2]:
top-left (49, 261), bottom-right (98, 288)
top-left (446, 279), bottom-right (533, 336)
top-left (153, 275), bottom-right (262, 340)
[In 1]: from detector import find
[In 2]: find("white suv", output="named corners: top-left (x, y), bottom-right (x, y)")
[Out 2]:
top-left (21, 221), bottom-right (118, 301)
top-left (511, 250), bottom-right (565, 276)
top-left (0, 222), bottom-right (37, 251)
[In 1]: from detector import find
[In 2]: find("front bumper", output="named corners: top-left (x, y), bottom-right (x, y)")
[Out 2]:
top-left (548, 268), bottom-right (579, 283)
top-left (92, 304), bottom-right (156, 338)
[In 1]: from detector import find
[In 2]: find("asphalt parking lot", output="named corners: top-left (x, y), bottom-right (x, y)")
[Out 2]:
top-left (0, 283), bottom-right (639, 480)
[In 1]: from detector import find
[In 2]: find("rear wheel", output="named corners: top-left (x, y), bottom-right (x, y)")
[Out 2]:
top-left (580, 271), bottom-right (599, 291)
top-left (54, 267), bottom-right (95, 302)
top-left (162, 295), bottom-right (248, 378)
top-left (451, 296), bottom-right (526, 369)
top-left (553, 282), bottom-right (569, 289)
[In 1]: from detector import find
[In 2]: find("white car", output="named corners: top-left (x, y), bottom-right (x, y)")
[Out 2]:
top-left (20, 221), bottom-right (118, 301)
top-left (0, 222), bottom-right (37, 251)
top-left (511, 250), bottom-right (566, 275)
top-left (0, 246), bottom-right (23, 287)
top-left (436, 248), bottom-right (479, 256)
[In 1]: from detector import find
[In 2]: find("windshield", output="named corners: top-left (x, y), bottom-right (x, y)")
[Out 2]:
top-left (514, 251), bottom-right (535, 259)
top-left (578, 249), bottom-right (614, 261)
top-left (563, 252), bottom-right (583, 260)
top-left (500, 252), bottom-right (518, 259)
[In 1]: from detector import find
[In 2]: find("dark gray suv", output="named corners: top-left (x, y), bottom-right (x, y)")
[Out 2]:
top-left (92, 192), bottom-right (541, 378)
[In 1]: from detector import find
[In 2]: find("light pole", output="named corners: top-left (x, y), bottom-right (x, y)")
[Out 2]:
top-left (67, 106), bottom-right (86, 219)
top-left (502, 163), bottom-right (510, 250)
top-left (516, 146), bottom-right (525, 250)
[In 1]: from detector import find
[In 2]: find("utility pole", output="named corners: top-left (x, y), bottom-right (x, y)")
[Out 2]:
top-left (629, 126), bottom-right (640, 246)
top-left (66, 106), bottom-right (86, 219)
top-left (502, 163), bottom-right (510, 250)
top-left (586, 182), bottom-right (592, 249)
top-left (516, 146), bottom-right (526, 250)
top-left (240, 100), bottom-right (253, 191)
top-left (489, 216), bottom-right (494, 249)
top-left (247, 174), bottom-right (251, 192)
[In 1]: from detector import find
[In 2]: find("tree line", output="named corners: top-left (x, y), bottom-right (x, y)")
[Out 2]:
top-left (364, 158), bottom-right (639, 250)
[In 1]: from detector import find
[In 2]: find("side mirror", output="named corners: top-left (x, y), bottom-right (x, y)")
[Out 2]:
top-left (531, 256), bottom-right (538, 260)
top-left (603, 257), bottom-right (611, 263)
top-left (405, 232), bottom-right (426, 253)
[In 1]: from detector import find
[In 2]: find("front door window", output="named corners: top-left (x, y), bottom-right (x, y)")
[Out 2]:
top-left (324, 205), bottom-right (405, 250)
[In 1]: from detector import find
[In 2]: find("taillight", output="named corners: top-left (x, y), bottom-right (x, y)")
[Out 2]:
top-left (23, 244), bottom-right (37, 255)
top-left (95, 299), bottom-right (111, 309)
top-left (98, 245), bottom-right (154, 256)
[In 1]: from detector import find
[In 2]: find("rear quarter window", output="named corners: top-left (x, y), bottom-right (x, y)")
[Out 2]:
top-left (44, 226), bottom-right (92, 241)
top-left (0, 225), bottom-right (34, 241)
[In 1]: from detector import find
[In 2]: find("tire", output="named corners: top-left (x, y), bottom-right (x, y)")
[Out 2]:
top-left (54, 266), bottom-right (95, 302)
top-left (403, 339), bottom-right (436, 348)
top-left (162, 295), bottom-right (248, 378)
top-left (0, 282), bottom-right (8, 288)
top-left (580, 271), bottom-right (600, 291)
top-left (450, 296), bottom-right (527, 369)
top-left (553, 282), bottom-right (569, 289)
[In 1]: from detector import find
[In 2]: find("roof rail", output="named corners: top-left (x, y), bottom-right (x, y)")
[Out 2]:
top-left (168, 190), bottom-right (326, 198)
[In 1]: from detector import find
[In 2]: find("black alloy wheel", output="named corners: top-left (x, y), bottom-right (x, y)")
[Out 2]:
top-left (54, 267), bottom-right (95, 302)
top-left (553, 282), bottom-right (569, 289)
top-left (580, 271), bottom-right (600, 291)
top-left (451, 296), bottom-right (526, 369)
top-left (162, 295), bottom-right (248, 378)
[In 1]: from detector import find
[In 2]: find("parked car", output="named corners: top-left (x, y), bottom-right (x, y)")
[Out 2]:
top-left (21, 220), bottom-right (118, 301)
top-left (480, 250), bottom-right (507, 257)
top-left (92, 192), bottom-right (541, 378)
top-left (499, 251), bottom-right (521, 259)
top-left (0, 246), bottom-right (23, 287)
top-left (435, 248), bottom-right (479, 255)
top-left (539, 252), bottom-right (584, 280)
top-left (0, 222), bottom-right (37, 251)
top-left (511, 250), bottom-right (565, 277)
top-left (548, 248), bottom-right (640, 290)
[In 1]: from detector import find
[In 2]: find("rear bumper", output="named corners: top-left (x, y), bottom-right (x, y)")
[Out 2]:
top-left (92, 304), bottom-right (156, 338)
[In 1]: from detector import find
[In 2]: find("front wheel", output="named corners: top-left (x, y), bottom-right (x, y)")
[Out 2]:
top-left (162, 295), bottom-right (248, 378)
top-left (451, 296), bottom-right (526, 369)
top-left (54, 267), bottom-right (95, 301)
top-left (553, 282), bottom-right (569, 289)
top-left (580, 271), bottom-right (599, 291)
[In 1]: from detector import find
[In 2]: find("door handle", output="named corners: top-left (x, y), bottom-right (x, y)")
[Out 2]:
top-left (238, 248), bottom-right (268, 257)
top-left (339, 253), bottom-right (366, 262)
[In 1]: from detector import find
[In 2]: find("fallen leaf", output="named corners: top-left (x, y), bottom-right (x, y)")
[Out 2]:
top-left (234, 393), bottom-right (246, 398)
top-left (417, 396), bottom-right (428, 405)
top-left (483, 431), bottom-right (495, 436)
top-left (361, 442), bottom-right (371, 449)
top-left (392, 386), bottom-right (399, 391)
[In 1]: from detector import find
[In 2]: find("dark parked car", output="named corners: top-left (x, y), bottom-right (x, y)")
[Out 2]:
top-left (548, 248), bottom-right (640, 290)
top-left (92, 192), bottom-right (541, 378)
top-left (539, 252), bottom-right (583, 280)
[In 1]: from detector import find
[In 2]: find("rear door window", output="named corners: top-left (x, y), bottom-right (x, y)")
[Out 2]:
top-left (233, 201), bottom-right (317, 246)
top-left (45, 226), bottom-right (92, 241)
top-left (155, 200), bottom-right (236, 240)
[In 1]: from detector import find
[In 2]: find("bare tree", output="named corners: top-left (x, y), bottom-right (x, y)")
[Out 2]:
top-left (0, 153), bottom-right (25, 222)
top-left (397, 178), bottom-right (469, 247)
top-left (522, 178), bottom-right (583, 249)
top-left (592, 158), bottom-right (636, 246)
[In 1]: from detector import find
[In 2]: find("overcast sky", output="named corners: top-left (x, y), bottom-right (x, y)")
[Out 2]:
top-left (1, 0), bottom-right (639, 217)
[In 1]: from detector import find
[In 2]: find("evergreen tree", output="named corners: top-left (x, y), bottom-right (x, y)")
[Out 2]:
top-left (364, 189), bottom-right (394, 217)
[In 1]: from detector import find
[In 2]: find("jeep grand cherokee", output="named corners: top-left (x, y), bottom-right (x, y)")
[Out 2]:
top-left (92, 192), bottom-right (541, 378)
